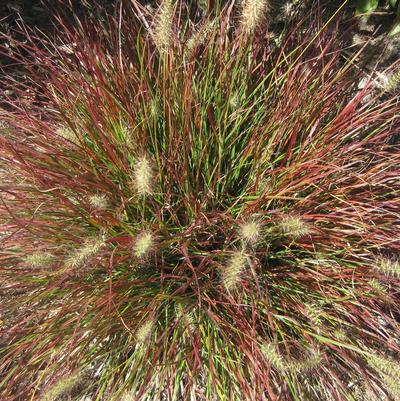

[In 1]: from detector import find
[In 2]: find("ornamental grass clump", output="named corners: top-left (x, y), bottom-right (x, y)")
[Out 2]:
top-left (0, 1), bottom-right (400, 400)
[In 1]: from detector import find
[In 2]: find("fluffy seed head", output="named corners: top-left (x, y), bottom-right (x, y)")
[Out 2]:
top-left (121, 391), bottom-right (135, 401)
top-left (374, 257), bottom-right (400, 277)
top-left (279, 215), bottom-right (310, 238)
top-left (368, 278), bottom-right (386, 293)
top-left (65, 238), bottom-right (103, 270)
top-left (382, 374), bottom-right (400, 401)
top-left (304, 303), bottom-right (322, 327)
top-left (133, 156), bottom-right (153, 196)
top-left (136, 319), bottom-right (154, 343)
top-left (184, 20), bottom-right (215, 58)
top-left (239, 220), bottom-right (262, 244)
top-left (41, 371), bottom-right (82, 401)
top-left (281, 0), bottom-right (301, 18)
top-left (150, 98), bottom-right (159, 117)
top-left (282, 2), bottom-right (294, 18)
top-left (56, 126), bottom-right (78, 144)
top-left (134, 232), bottom-right (153, 258)
top-left (117, 124), bottom-right (135, 151)
top-left (367, 352), bottom-right (400, 378)
top-left (175, 304), bottom-right (196, 330)
top-left (153, 0), bottom-right (174, 52)
top-left (222, 251), bottom-right (247, 292)
top-left (240, 0), bottom-right (270, 36)
top-left (260, 343), bottom-right (286, 372)
top-left (88, 194), bottom-right (108, 210)
top-left (333, 329), bottom-right (347, 341)
top-left (366, 353), bottom-right (400, 399)
top-left (229, 92), bottom-right (240, 109)
top-left (25, 252), bottom-right (53, 268)
top-left (385, 69), bottom-right (400, 93)
top-left (291, 351), bottom-right (322, 372)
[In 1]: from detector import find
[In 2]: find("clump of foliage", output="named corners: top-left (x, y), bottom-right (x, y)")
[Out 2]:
top-left (1, 1), bottom-right (400, 400)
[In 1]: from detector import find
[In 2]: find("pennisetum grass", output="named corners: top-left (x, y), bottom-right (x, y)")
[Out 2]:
top-left (0, 1), bottom-right (399, 400)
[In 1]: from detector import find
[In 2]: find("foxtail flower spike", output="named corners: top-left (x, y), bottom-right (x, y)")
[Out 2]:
top-left (134, 232), bottom-right (153, 258)
top-left (88, 194), bottom-right (108, 210)
top-left (153, 0), bottom-right (174, 52)
top-left (222, 251), bottom-right (247, 292)
top-left (279, 215), bottom-right (310, 238)
top-left (240, 0), bottom-right (270, 36)
top-left (25, 252), bottom-right (53, 268)
top-left (239, 220), bottom-right (262, 244)
top-left (136, 319), bottom-right (155, 344)
top-left (133, 156), bottom-right (153, 196)
top-left (374, 257), bottom-right (400, 277)
top-left (41, 371), bottom-right (82, 401)
top-left (65, 238), bottom-right (103, 270)
top-left (260, 343), bottom-right (286, 372)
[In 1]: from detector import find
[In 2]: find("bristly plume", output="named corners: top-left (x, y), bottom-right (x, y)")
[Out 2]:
top-left (367, 352), bottom-right (400, 400)
top-left (88, 194), bottom-right (108, 210)
top-left (290, 351), bottom-right (322, 373)
top-left (133, 156), bottom-right (153, 196)
top-left (239, 220), bottom-right (262, 245)
top-left (374, 257), bottom-right (400, 277)
top-left (382, 374), bottom-right (400, 401)
top-left (65, 238), bottom-right (103, 270)
top-left (56, 126), bottom-right (78, 144)
top-left (175, 304), bottom-right (195, 330)
top-left (24, 252), bottom-right (53, 268)
top-left (281, 0), bottom-right (302, 19)
top-left (367, 352), bottom-right (400, 378)
top-left (41, 371), bottom-right (82, 401)
top-left (133, 232), bottom-right (153, 258)
top-left (279, 215), bottom-right (310, 238)
top-left (222, 251), bottom-right (247, 292)
top-left (184, 19), bottom-right (215, 59)
top-left (240, 0), bottom-right (270, 35)
top-left (304, 303), bottom-right (323, 329)
top-left (153, 0), bottom-right (174, 52)
top-left (260, 343), bottom-right (286, 372)
top-left (368, 278), bottom-right (386, 294)
top-left (384, 69), bottom-right (400, 93)
top-left (136, 319), bottom-right (155, 344)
